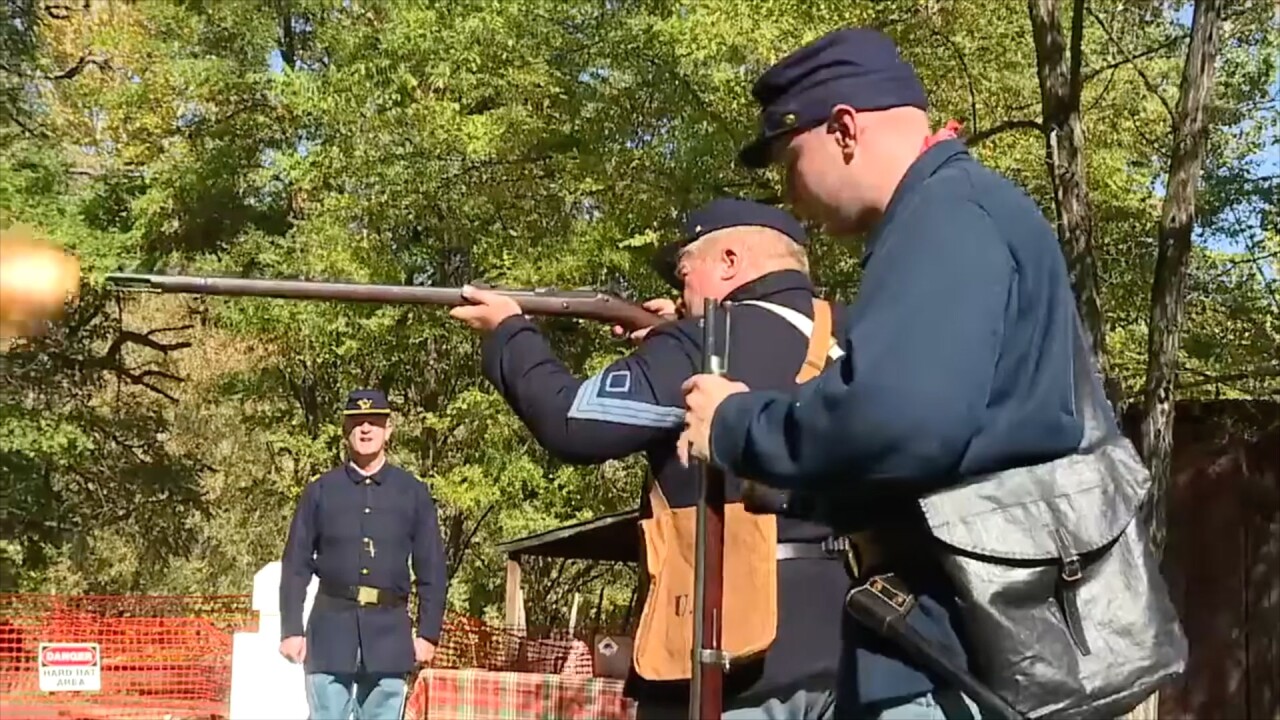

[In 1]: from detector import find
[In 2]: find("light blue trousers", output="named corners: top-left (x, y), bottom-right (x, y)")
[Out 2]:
top-left (304, 671), bottom-right (406, 720)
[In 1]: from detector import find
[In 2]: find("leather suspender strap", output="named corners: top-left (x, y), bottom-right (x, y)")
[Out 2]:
top-left (797, 299), bottom-right (833, 382)
top-left (735, 299), bottom-right (844, 363)
top-left (647, 480), bottom-right (671, 515)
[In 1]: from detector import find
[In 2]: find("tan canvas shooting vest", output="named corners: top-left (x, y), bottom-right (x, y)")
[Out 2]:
top-left (632, 299), bottom-right (841, 681)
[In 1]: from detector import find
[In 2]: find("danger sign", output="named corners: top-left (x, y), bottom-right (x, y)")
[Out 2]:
top-left (38, 643), bottom-right (100, 692)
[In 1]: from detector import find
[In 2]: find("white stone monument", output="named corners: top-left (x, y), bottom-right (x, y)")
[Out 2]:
top-left (228, 561), bottom-right (318, 720)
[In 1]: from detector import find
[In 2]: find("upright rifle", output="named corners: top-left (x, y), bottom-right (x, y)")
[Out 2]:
top-left (690, 297), bottom-right (729, 719)
top-left (102, 273), bottom-right (664, 332)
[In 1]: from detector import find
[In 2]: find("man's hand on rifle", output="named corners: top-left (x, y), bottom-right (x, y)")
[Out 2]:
top-left (612, 298), bottom-right (682, 343)
top-left (449, 285), bottom-right (523, 331)
top-left (677, 374), bottom-right (749, 467)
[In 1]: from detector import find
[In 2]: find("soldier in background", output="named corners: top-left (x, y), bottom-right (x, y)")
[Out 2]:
top-left (279, 389), bottom-right (448, 720)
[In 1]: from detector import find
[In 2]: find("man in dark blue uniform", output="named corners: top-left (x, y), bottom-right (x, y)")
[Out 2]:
top-left (279, 389), bottom-right (449, 720)
top-left (449, 198), bottom-right (848, 719)
top-left (680, 27), bottom-right (1091, 720)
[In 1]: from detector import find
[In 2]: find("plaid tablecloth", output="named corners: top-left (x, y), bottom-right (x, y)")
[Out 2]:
top-left (403, 668), bottom-right (637, 720)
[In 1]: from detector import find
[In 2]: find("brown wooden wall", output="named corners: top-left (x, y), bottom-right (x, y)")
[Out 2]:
top-left (1126, 401), bottom-right (1280, 719)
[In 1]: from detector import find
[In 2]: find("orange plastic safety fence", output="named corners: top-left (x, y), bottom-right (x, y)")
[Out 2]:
top-left (0, 593), bottom-right (620, 720)
top-left (0, 593), bottom-right (257, 720)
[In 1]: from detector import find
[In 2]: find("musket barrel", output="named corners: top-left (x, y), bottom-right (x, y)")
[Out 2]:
top-left (105, 273), bottom-right (467, 304)
top-left (102, 273), bottom-right (666, 331)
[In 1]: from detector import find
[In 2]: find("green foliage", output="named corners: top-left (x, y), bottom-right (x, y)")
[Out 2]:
top-left (1, 0), bottom-right (1275, 630)
top-left (0, 288), bottom-right (205, 593)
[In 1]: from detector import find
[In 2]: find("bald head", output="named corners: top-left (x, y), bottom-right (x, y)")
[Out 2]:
top-left (676, 225), bottom-right (809, 314)
top-left (686, 225), bottom-right (809, 274)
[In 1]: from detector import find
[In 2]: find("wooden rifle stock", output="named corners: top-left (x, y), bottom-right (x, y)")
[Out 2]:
top-left (690, 297), bottom-right (729, 719)
top-left (103, 273), bottom-right (665, 332)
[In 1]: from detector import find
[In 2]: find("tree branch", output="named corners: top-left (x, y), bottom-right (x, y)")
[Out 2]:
top-left (1083, 31), bottom-right (1188, 86)
top-left (103, 327), bottom-right (195, 361)
top-left (1176, 363), bottom-right (1280, 391)
top-left (1203, 248), bottom-right (1280, 283)
top-left (924, 15), bottom-right (980, 134)
top-left (1127, 111), bottom-right (1167, 158)
top-left (43, 2), bottom-right (94, 21)
top-left (0, 104), bottom-right (47, 139)
top-left (1082, 62), bottom-right (1120, 117)
top-left (0, 53), bottom-right (111, 81)
top-left (448, 503), bottom-right (496, 574)
top-left (49, 53), bottom-right (112, 81)
top-left (713, 183), bottom-right (783, 206)
top-left (93, 325), bottom-right (193, 402)
top-left (67, 166), bottom-right (144, 179)
top-left (1088, 8), bottom-right (1177, 122)
top-left (963, 119), bottom-right (1047, 146)
top-left (113, 368), bottom-right (185, 402)
top-left (1248, 248), bottom-right (1280, 311)
top-left (1000, 30), bottom-right (1191, 116)
top-left (635, 51), bottom-right (777, 198)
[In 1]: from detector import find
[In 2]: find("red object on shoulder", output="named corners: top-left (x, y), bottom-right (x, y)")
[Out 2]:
top-left (922, 119), bottom-right (964, 152)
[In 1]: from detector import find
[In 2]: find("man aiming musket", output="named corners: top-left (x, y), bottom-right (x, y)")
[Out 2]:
top-left (450, 197), bottom-right (849, 719)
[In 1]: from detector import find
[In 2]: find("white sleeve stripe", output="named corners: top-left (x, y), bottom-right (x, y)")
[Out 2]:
top-left (566, 372), bottom-right (686, 428)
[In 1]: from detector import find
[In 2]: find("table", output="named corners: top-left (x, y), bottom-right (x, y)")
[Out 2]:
top-left (404, 667), bottom-right (637, 720)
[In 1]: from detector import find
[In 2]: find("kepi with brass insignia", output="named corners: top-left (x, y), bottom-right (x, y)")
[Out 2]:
top-left (736, 27), bottom-right (929, 169)
top-left (343, 388), bottom-right (392, 416)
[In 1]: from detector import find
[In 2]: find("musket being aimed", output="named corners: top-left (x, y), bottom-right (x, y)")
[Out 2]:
top-left (103, 273), bottom-right (666, 332)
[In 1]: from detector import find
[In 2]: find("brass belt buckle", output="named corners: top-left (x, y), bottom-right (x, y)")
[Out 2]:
top-left (868, 575), bottom-right (913, 613)
top-left (356, 585), bottom-right (379, 605)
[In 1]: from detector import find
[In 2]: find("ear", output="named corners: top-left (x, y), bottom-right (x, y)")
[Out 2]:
top-left (718, 245), bottom-right (740, 280)
top-left (828, 104), bottom-right (859, 161)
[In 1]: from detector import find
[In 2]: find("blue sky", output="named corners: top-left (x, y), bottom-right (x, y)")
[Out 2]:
top-left (1168, 3), bottom-right (1277, 255)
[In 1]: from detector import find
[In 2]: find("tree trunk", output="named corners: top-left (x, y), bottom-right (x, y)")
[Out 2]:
top-left (1027, 0), bottom-right (1114, 402)
top-left (277, 0), bottom-right (297, 70)
top-left (1140, 0), bottom-right (1224, 559)
top-left (1129, 6), bottom-right (1225, 717)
